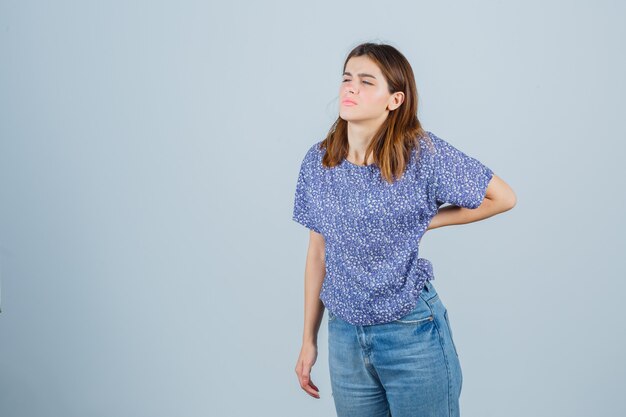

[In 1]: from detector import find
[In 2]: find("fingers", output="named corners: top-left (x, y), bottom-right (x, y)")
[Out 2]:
top-left (301, 374), bottom-right (320, 399)
top-left (295, 360), bottom-right (320, 399)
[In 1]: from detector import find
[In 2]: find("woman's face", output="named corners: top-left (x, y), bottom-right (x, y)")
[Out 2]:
top-left (339, 55), bottom-right (404, 123)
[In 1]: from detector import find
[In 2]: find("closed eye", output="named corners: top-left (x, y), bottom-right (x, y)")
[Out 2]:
top-left (342, 79), bottom-right (373, 85)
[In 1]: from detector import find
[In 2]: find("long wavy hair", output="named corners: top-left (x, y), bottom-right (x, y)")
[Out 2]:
top-left (320, 42), bottom-right (432, 184)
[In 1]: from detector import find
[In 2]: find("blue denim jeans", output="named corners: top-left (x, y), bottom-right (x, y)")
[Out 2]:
top-left (327, 280), bottom-right (463, 417)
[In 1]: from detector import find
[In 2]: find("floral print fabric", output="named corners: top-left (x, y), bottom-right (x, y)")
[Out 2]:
top-left (292, 131), bottom-right (494, 325)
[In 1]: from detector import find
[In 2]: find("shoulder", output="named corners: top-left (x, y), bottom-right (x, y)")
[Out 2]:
top-left (410, 130), bottom-right (439, 165)
top-left (308, 140), bottom-right (324, 157)
top-left (421, 130), bottom-right (447, 154)
top-left (411, 130), bottom-right (462, 177)
top-left (301, 140), bottom-right (325, 166)
top-left (420, 130), bottom-right (465, 162)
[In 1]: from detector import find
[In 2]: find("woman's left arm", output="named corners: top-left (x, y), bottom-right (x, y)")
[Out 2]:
top-left (427, 174), bottom-right (516, 230)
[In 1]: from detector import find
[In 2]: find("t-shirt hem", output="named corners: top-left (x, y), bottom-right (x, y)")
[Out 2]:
top-left (292, 215), bottom-right (321, 234)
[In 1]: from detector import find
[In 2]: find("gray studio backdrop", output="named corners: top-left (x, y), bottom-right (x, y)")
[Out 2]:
top-left (1, 1), bottom-right (624, 416)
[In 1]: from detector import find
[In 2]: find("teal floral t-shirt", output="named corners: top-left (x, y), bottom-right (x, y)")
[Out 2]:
top-left (292, 131), bottom-right (494, 326)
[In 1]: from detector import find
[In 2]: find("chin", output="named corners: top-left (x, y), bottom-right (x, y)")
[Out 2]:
top-left (339, 112), bottom-right (363, 122)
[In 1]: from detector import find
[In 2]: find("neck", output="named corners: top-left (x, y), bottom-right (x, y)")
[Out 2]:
top-left (346, 115), bottom-right (386, 164)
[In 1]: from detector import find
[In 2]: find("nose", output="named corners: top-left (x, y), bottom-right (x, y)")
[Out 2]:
top-left (343, 80), bottom-right (357, 95)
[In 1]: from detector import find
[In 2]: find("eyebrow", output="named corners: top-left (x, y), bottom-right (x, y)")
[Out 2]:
top-left (343, 71), bottom-right (377, 80)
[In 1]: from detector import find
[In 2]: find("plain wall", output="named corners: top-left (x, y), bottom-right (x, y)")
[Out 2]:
top-left (1, 1), bottom-right (624, 416)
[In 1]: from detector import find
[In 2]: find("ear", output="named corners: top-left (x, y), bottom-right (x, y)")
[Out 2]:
top-left (388, 91), bottom-right (405, 111)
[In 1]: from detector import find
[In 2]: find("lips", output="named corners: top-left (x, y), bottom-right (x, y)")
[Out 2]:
top-left (342, 99), bottom-right (357, 105)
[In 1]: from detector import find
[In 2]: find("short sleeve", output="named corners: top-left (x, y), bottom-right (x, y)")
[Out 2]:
top-left (292, 145), bottom-right (322, 233)
top-left (429, 132), bottom-right (494, 209)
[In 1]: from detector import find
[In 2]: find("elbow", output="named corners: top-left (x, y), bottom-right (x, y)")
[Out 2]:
top-left (503, 190), bottom-right (517, 211)
top-left (486, 190), bottom-right (516, 213)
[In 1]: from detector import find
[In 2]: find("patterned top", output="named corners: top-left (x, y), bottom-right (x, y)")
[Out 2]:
top-left (292, 131), bottom-right (494, 325)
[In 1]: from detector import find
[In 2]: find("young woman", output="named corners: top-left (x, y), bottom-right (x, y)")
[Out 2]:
top-left (292, 42), bottom-right (516, 417)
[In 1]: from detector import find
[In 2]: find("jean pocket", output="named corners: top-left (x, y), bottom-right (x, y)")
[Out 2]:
top-left (443, 309), bottom-right (459, 357)
top-left (392, 299), bottom-right (434, 325)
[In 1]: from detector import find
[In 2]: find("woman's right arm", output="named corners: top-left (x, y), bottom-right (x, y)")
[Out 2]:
top-left (302, 229), bottom-right (326, 345)
top-left (295, 229), bottom-right (326, 399)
